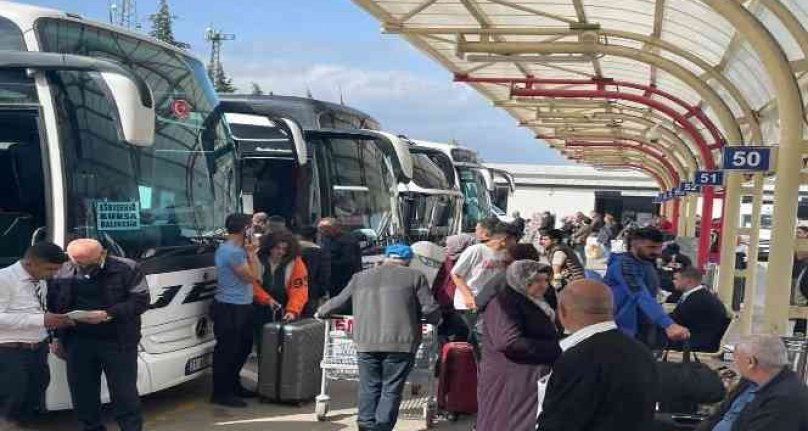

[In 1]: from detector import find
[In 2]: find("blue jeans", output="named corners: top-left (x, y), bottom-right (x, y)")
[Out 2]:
top-left (357, 352), bottom-right (415, 431)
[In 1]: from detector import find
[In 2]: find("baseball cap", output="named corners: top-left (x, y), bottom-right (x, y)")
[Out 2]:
top-left (385, 243), bottom-right (414, 260)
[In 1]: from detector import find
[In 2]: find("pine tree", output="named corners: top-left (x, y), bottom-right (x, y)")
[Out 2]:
top-left (149, 0), bottom-right (189, 49)
top-left (250, 82), bottom-right (264, 95)
top-left (214, 67), bottom-right (237, 93)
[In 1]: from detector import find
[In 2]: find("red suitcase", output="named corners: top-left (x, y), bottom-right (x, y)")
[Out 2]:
top-left (437, 341), bottom-right (478, 416)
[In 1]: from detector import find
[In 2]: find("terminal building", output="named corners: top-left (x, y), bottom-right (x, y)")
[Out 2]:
top-left (487, 162), bottom-right (659, 223)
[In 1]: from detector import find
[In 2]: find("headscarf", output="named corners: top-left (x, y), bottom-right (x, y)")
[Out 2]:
top-left (446, 234), bottom-right (475, 260)
top-left (506, 260), bottom-right (555, 320)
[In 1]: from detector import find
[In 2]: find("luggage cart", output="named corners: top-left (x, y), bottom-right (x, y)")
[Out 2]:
top-left (314, 317), bottom-right (440, 427)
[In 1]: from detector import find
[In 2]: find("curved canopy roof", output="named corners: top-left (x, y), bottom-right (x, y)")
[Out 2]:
top-left (353, 0), bottom-right (808, 185)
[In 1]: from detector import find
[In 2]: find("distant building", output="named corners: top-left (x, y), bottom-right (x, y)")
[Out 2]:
top-left (485, 163), bottom-right (659, 222)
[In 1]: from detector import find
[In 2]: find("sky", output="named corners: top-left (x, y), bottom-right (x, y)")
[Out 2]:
top-left (21, 0), bottom-right (568, 164)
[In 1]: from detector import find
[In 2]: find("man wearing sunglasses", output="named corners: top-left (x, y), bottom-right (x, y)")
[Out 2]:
top-left (49, 238), bottom-right (150, 431)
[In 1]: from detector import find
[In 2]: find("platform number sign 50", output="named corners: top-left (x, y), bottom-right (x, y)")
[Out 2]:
top-left (694, 170), bottom-right (723, 186)
top-left (722, 147), bottom-right (771, 171)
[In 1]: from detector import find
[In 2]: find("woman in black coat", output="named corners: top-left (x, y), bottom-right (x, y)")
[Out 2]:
top-left (477, 260), bottom-right (562, 431)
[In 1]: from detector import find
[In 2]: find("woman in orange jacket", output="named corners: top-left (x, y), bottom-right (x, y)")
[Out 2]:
top-left (254, 230), bottom-right (309, 334)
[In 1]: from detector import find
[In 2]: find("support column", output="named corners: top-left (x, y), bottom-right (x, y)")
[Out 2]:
top-left (677, 198), bottom-right (687, 235)
top-left (704, 0), bottom-right (805, 336)
top-left (671, 198), bottom-right (680, 234)
top-left (687, 194), bottom-right (699, 237)
top-left (740, 174), bottom-right (765, 335)
top-left (717, 174), bottom-right (742, 307)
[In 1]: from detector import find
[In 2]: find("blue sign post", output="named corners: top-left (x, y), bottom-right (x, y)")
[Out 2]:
top-left (722, 147), bottom-right (772, 171)
top-left (694, 170), bottom-right (724, 186)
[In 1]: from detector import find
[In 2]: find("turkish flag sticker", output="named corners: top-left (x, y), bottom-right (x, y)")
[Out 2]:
top-left (170, 99), bottom-right (190, 119)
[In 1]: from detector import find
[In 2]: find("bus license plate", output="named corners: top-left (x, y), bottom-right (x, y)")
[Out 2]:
top-left (185, 352), bottom-right (212, 375)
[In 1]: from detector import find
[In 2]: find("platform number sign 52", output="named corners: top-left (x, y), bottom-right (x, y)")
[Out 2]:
top-left (722, 147), bottom-right (772, 171)
top-left (694, 170), bottom-right (723, 186)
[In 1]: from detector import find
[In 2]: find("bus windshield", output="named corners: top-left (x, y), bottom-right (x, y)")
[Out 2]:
top-left (311, 135), bottom-right (397, 239)
top-left (401, 193), bottom-right (460, 242)
top-left (458, 166), bottom-right (492, 232)
top-left (37, 18), bottom-right (237, 261)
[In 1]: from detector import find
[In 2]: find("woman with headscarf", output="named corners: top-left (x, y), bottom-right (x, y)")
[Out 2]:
top-left (432, 234), bottom-right (476, 341)
top-left (477, 260), bottom-right (561, 431)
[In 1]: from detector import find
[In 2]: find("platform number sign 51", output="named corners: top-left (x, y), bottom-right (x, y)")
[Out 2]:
top-left (694, 170), bottom-right (723, 186)
top-left (722, 147), bottom-right (772, 171)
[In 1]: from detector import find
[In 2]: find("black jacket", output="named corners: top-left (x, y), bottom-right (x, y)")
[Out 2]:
top-left (301, 242), bottom-right (331, 300)
top-left (537, 329), bottom-right (657, 431)
top-left (669, 288), bottom-right (730, 351)
top-left (697, 369), bottom-right (808, 431)
top-left (48, 256), bottom-right (150, 346)
top-left (322, 232), bottom-right (362, 295)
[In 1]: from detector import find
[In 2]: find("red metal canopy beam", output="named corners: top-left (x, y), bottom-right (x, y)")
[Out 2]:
top-left (454, 74), bottom-right (726, 149)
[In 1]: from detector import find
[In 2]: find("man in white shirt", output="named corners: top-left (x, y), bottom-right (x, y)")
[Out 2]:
top-left (451, 222), bottom-right (511, 351)
top-left (0, 242), bottom-right (72, 426)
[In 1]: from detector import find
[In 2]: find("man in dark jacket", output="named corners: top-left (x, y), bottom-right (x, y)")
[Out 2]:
top-left (318, 218), bottom-right (362, 296)
top-left (297, 225), bottom-right (331, 317)
top-left (49, 238), bottom-right (150, 431)
top-left (537, 279), bottom-right (657, 431)
top-left (658, 242), bottom-right (693, 302)
top-left (697, 335), bottom-right (808, 431)
top-left (316, 244), bottom-right (440, 431)
top-left (668, 268), bottom-right (730, 351)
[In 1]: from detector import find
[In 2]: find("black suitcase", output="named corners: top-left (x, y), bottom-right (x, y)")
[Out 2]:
top-left (258, 318), bottom-right (325, 403)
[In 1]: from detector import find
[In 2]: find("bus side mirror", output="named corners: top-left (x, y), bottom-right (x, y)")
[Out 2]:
top-left (100, 72), bottom-right (155, 147)
top-left (0, 51), bottom-right (156, 147)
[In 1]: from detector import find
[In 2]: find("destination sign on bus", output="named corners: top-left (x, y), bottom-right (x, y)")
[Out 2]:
top-left (96, 201), bottom-right (140, 231)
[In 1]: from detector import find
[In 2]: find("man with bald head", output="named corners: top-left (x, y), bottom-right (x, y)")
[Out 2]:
top-left (537, 279), bottom-right (657, 431)
top-left (49, 238), bottom-right (150, 431)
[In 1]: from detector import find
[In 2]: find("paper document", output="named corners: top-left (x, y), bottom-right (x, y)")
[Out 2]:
top-left (66, 310), bottom-right (94, 320)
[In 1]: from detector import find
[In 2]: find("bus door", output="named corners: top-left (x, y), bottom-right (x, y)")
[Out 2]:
top-left (306, 130), bottom-right (411, 264)
top-left (489, 168), bottom-right (516, 211)
top-left (0, 108), bottom-right (48, 267)
top-left (226, 113), bottom-right (315, 228)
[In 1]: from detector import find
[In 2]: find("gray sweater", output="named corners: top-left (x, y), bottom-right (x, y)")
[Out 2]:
top-left (317, 263), bottom-right (441, 353)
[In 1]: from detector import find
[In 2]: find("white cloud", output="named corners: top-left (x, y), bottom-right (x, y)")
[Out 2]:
top-left (224, 56), bottom-right (568, 164)
top-left (228, 58), bottom-right (474, 107)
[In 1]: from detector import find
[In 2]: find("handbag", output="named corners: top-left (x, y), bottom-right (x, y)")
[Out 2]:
top-left (655, 342), bottom-right (726, 413)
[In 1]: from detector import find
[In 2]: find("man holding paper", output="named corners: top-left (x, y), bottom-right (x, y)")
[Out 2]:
top-left (49, 238), bottom-right (150, 431)
top-left (0, 242), bottom-right (72, 427)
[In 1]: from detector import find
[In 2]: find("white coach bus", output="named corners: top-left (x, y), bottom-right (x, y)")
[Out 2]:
top-left (0, 2), bottom-right (238, 409)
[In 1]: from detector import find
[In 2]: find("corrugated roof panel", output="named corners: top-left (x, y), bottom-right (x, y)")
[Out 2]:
top-left (661, 0), bottom-right (735, 65)
top-left (724, 44), bottom-right (775, 110)
top-left (655, 70), bottom-right (702, 106)
top-left (584, 0), bottom-right (656, 34)
top-left (754, 6), bottom-right (804, 61)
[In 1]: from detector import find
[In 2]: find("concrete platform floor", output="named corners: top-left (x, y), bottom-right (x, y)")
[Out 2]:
top-left (24, 363), bottom-right (474, 431)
